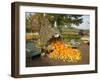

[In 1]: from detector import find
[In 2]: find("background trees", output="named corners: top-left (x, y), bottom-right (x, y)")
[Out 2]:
top-left (26, 13), bottom-right (83, 33)
top-left (47, 14), bottom-right (83, 32)
top-left (26, 13), bottom-right (33, 32)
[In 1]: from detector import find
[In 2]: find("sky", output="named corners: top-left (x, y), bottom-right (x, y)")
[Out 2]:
top-left (73, 15), bottom-right (90, 30)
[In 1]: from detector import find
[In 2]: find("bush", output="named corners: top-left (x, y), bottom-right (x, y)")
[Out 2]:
top-left (62, 34), bottom-right (81, 42)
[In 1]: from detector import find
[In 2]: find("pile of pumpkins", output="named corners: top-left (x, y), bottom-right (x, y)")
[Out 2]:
top-left (48, 41), bottom-right (81, 62)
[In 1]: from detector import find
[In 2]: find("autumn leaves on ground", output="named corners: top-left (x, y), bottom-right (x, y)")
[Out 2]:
top-left (26, 41), bottom-right (89, 67)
